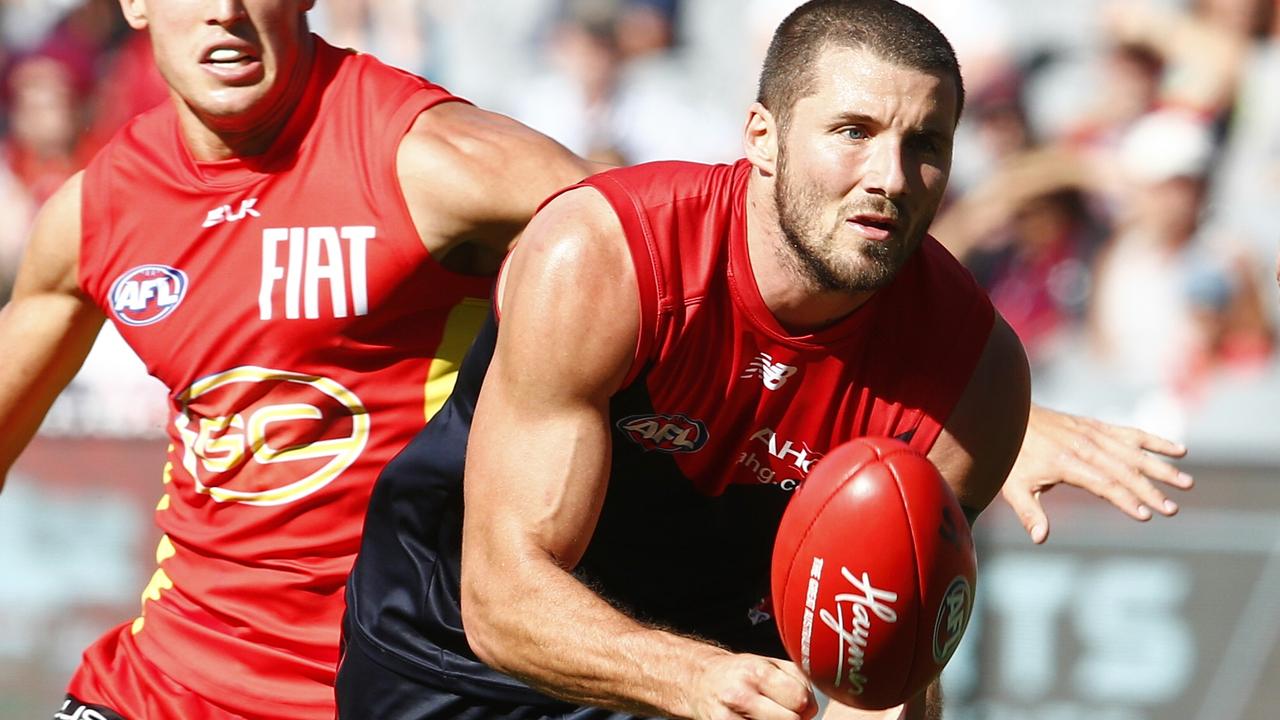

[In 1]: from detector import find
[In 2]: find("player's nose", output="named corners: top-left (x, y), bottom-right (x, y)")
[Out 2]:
top-left (860, 138), bottom-right (908, 199)
top-left (207, 0), bottom-right (249, 27)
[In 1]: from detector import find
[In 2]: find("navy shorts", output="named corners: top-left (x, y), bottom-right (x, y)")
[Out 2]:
top-left (335, 634), bottom-right (659, 720)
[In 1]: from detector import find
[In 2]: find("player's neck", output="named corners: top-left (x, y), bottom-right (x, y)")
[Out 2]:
top-left (744, 178), bottom-right (875, 334)
top-left (176, 34), bottom-right (316, 162)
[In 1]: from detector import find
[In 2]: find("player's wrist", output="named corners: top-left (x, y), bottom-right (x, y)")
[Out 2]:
top-left (672, 643), bottom-right (736, 719)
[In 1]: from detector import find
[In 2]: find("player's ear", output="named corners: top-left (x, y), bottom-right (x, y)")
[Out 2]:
top-left (744, 102), bottom-right (779, 177)
top-left (118, 0), bottom-right (147, 30)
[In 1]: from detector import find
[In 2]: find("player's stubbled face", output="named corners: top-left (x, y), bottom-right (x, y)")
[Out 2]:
top-left (127, 0), bottom-right (315, 132)
top-left (774, 46), bottom-right (957, 293)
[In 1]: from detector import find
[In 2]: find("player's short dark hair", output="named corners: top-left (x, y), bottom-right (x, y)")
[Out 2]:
top-left (756, 0), bottom-right (965, 130)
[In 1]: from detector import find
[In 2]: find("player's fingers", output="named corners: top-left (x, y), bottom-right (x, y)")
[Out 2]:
top-left (758, 659), bottom-right (818, 717)
top-left (1134, 451), bottom-right (1194, 491)
top-left (1000, 484), bottom-right (1050, 544)
top-left (1086, 426), bottom-right (1193, 512)
top-left (1084, 416), bottom-right (1187, 459)
top-left (1117, 468), bottom-right (1177, 516)
top-left (1061, 455), bottom-right (1152, 522)
top-left (723, 690), bottom-right (810, 720)
top-left (1133, 429), bottom-right (1187, 459)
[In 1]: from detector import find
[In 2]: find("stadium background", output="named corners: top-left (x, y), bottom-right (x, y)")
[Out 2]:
top-left (2, 0), bottom-right (1278, 717)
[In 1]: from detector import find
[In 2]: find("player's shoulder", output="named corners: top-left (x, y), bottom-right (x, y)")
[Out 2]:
top-left (37, 170), bottom-right (85, 225)
top-left (499, 185), bottom-right (630, 305)
top-left (395, 103), bottom-right (590, 251)
top-left (517, 186), bottom-right (629, 269)
top-left (401, 102), bottom-right (573, 174)
top-left (17, 170), bottom-right (87, 297)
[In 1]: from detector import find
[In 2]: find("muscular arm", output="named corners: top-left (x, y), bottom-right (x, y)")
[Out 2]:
top-left (460, 188), bottom-right (814, 720)
top-left (0, 172), bottom-right (105, 485)
top-left (395, 101), bottom-right (595, 267)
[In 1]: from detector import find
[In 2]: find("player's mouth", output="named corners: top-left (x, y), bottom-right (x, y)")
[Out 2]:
top-left (200, 43), bottom-right (264, 84)
top-left (846, 213), bottom-right (898, 242)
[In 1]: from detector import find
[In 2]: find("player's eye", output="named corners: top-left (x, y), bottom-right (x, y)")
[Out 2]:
top-left (839, 126), bottom-right (869, 141)
top-left (910, 134), bottom-right (945, 155)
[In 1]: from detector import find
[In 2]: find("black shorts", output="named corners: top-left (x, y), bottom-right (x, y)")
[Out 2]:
top-left (335, 633), bottom-right (658, 720)
top-left (53, 695), bottom-right (126, 720)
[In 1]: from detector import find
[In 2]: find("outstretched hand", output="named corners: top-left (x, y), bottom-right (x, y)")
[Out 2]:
top-left (1001, 404), bottom-right (1193, 544)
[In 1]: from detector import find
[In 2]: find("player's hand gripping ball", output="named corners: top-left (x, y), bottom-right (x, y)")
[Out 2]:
top-left (771, 437), bottom-right (976, 710)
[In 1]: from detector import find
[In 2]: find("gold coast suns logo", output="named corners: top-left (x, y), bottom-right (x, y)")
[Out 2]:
top-left (174, 366), bottom-right (369, 506)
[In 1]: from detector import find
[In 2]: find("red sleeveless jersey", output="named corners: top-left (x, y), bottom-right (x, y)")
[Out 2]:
top-left (75, 38), bottom-right (491, 718)
top-left (593, 159), bottom-right (995, 481)
top-left (344, 159), bottom-right (995, 703)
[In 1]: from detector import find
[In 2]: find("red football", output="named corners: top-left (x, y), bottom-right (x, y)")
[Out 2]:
top-left (770, 437), bottom-right (976, 710)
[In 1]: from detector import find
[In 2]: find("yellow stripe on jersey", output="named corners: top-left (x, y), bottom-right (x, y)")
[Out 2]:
top-left (132, 535), bottom-right (179, 635)
top-left (424, 298), bottom-right (491, 422)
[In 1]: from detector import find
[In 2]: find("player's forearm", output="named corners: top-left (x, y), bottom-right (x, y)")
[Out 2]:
top-left (462, 554), bottom-right (726, 718)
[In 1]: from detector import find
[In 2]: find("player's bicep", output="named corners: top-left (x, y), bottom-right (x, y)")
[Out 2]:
top-left (927, 314), bottom-right (1030, 519)
top-left (463, 187), bottom-right (639, 567)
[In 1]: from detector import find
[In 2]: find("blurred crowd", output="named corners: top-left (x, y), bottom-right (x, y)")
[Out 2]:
top-left (1, 0), bottom-right (1277, 456)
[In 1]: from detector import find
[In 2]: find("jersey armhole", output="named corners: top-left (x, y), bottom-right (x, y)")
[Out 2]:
top-left (578, 174), bottom-right (663, 389)
top-left (533, 176), bottom-right (663, 388)
top-left (908, 262), bottom-right (996, 453)
top-left (78, 156), bottom-right (111, 305)
top-left (379, 86), bottom-right (484, 274)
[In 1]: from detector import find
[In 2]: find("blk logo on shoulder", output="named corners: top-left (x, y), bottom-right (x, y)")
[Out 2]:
top-left (109, 264), bottom-right (189, 326)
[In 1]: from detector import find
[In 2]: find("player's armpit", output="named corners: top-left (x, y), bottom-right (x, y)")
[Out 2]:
top-left (0, 171), bottom-right (104, 483)
top-left (928, 314), bottom-right (1032, 518)
top-left (1000, 404), bottom-right (1193, 544)
top-left (396, 101), bottom-right (594, 262)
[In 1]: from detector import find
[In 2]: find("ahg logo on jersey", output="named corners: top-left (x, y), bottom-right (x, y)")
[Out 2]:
top-left (108, 264), bottom-right (189, 326)
top-left (736, 427), bottom-right (825, 491)
top-left (617, 414), bottom-right (709, 453)
top-left (741, 352), bottom-right (798, 390)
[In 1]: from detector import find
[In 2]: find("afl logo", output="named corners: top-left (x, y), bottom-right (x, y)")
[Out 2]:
top-left (932, 576), bottom-right (973, 665)
top-left (617, 413), bottom-right (709, 453)
top-left (109, 264), bottom-right (189, 326)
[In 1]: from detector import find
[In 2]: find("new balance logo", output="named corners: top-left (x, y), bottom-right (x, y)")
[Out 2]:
top-left (204, 198), bottom-right (261, 227)
top-left (741, 352), bottom-right (798, 390)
